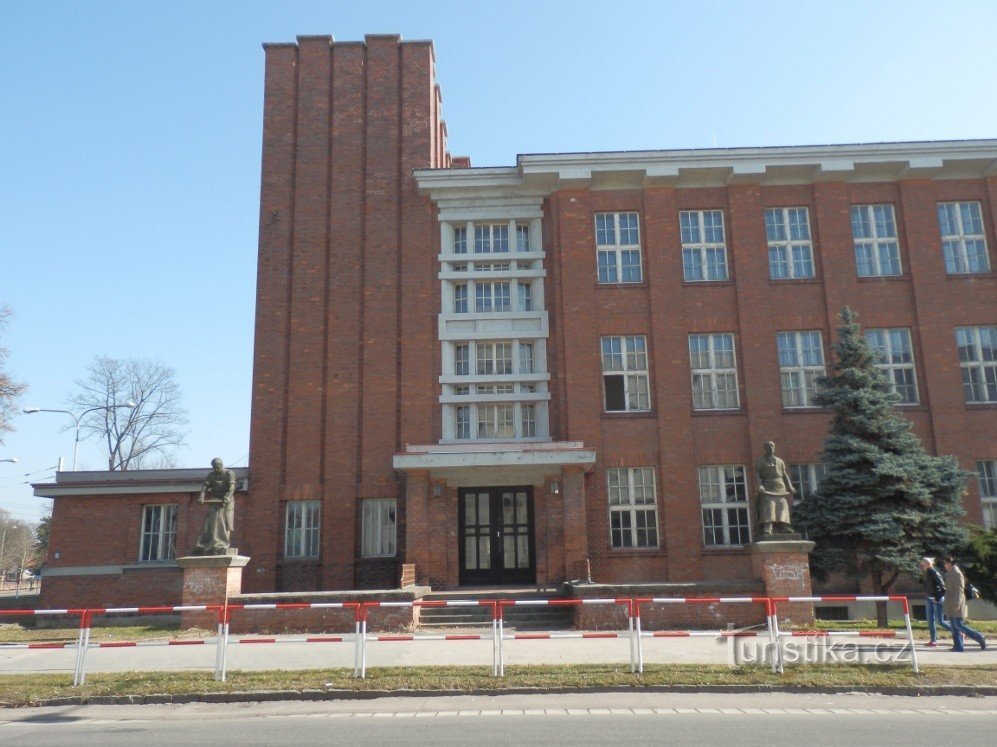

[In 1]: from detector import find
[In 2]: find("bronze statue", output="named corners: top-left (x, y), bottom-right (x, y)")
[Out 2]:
top-left (191, 457), bottom-right (237, 555)
top-left (754, 441), bottom-right (795, 536)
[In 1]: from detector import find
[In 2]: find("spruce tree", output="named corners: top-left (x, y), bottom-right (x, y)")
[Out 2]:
top-left (794, 308), bottom-right (969, 626)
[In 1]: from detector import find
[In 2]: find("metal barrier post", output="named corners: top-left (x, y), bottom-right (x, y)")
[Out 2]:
top-left (490, 601), bottom-right (498, 677)
top-left (771, 605), bottom-right (784, 674)
top-left (899, 597), bottom-right (919, 674)
top-left (360, 604), bottom-right (368, 678)
top-left (627, 602), bottom-right (635, 672)
top-left (633, 599), bottom-right (644, 674)
top-left (73, 610), bottom-right (94, 686)
top-left (763, 598), bottom-right (781, 674)
top-left (498, 601), bottom-right (506, 677)
top-left (213, 605), bottom-right (225, 681)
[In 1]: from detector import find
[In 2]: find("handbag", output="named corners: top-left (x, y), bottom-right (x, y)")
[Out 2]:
top-left (965, 582), bottom-right (980, 600)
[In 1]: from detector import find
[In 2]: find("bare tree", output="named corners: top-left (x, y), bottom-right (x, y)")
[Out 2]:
top-left (0, 509), bottom-right (37, 581)
top-left (0, 304), bottom-right (27, 444)
top-left (71, 356), bottom-right (188, 470)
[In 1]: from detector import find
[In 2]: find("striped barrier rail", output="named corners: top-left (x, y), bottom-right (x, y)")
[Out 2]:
top-left (631, 596), bottom-right (777, 673)
top-left (769, 595), bottom-right (918, 673)
top-left (2, 607), bottom-right (89, 685)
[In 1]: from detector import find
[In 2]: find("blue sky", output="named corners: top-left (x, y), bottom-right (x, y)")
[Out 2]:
top-left (2, 0), bottom-right (996, 524)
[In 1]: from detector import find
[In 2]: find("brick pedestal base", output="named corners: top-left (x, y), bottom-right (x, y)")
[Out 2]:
top-left (749, 538), bottom-right (815, 624)
top-left (176, 554), bottom-right (250, 629)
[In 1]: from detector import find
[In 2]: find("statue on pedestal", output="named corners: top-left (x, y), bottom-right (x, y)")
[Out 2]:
top-left (191, 457), bottom-right (237, 555)
top-left (754, 441), bottom-right (795, 536)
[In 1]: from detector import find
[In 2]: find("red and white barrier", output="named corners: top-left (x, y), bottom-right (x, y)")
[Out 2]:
top-left (769, 595), bottom-right (918, 673)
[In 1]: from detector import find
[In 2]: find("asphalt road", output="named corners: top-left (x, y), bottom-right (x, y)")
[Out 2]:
top-left (1, 692), bottom-right (994, 745)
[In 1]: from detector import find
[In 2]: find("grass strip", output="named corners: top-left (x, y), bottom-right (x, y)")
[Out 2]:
top-left (1, 664), bottom-right (994, 707)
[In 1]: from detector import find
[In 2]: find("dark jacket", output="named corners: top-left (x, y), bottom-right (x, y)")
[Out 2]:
top-left (923, 566), bottom-right (945, 602)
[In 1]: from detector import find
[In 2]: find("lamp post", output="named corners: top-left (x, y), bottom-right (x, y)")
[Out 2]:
top-left (23, 402), bottom-right (137, 470)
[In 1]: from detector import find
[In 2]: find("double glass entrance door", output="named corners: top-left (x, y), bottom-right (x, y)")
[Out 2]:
top-left (459, 487), bottom-right (535, 585)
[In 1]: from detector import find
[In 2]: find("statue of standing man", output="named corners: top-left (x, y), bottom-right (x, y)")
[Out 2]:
top-left (754, 441), bottom-right (795, 536)
top-left (191, 457), bottom-right (237, 555)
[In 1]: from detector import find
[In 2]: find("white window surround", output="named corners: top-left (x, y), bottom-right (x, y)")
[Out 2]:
top-left (978, 460), bottom-right (997, 529)
top-left (688, 333), bottom-right (740, 410)
top-left (865, 328), bottom-right (919, 405)
top-left (777, 331), bottom-right (826, 408)
top-left (698, 465), bottom-right (751, 547)
top-left (956, 326), bottom-right (997, 404)
top-left (595, 211), bottom-right (643, 284)
top-left (851, 204), bottom-right (902, 277)
top-left (938, 201), bottom-right (990, 275)
top-left (601, 335), bottom-right (651, 412)
top-left (284, 500), bottom-right (321, 560)
top-left (139, 504), bottom-right (177, 563)
top-left (607, 467), bottom-right (659, 549)
top-left (789, 463), bottom-right (826, 502)
top-left (361, 498), bottom-right (397, 558)
top-left (680, 209), bottom-right (729, 282)
top-left (765, 207), bottom-right (815, 280)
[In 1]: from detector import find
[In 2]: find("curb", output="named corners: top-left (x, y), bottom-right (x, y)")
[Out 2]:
top-left (4, 684), bottom-right (996, 708)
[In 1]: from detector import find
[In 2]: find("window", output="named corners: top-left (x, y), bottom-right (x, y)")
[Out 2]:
top-left (453, 226), bottom-right (467, 254)
top-left (680, 209), bottom-right (728, 281)
top-left (455, 405), bottom-right (471, 439)
top-left (474, 281), bottom-right (511, 312)
top-left (865, 328), bottom-right (918, 404)
top-left (607, 468), bottom-right (658, 548)
top-left (978, 460), bottom-right (997, 529)
top-left (601, 335), bottom-right (650, 412)
top-left (851, 204), bottom-right (902, 277)
top-left (789, 463), bottom-right (826, 502)
top-left (956, 326), bottom-right (997, 403)
top-left (765, 207), bottom-right (815, 279)
top-left (518, 282), bottom-right (533, 311)
top-left (516, 224), bottom-right (531, 252)
top-left (519, 342), bottom-right (535, 374)
top-left (595, 212), bottom-right (642, 283)
top-left (521, 404), bottom-right (536, 437)
top-left (453, 283), bottom-right (468, 313)
top-left (688, 333), bottom-right (739, 410)
top-left (474, 223), bottom-right (509, 253)
top-left (139, 504), bottom-right (177, 562)
top-left (777, 331), bottom-right (825, 408)
top-left (284, 500), bottom-right (321, 559)
top-left (698, 466), bottom-right (750, 546)
top-left (476, 341), bottom-right (513, 375)
top-left (938, 202), bottom-right (990, 274)
top-left (361, 498), bottom-right (397, 557)
top-left (454, 344), bottom-right (470, 375)
top-left (477, 403), bottom-right (515, 438)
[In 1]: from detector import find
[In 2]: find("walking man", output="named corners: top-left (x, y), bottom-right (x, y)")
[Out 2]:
top-left (919, 556), bottom-right (950, 647)
top-left (941, 555), bottom-right (987, 652)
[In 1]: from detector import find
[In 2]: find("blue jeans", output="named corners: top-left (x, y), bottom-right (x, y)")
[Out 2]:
top-left (951, 617), bottom-right (986, 651)
top-left (925, 596), bottom-right (951, 642)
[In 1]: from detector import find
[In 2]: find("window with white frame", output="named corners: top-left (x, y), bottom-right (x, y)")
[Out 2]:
top-left (851, 204), bottom-right (902, 277)
top-left (474, 223), bottom-right (509, 253)
top-left (789, 463), bottom-right (826, 502)
top-left (595, 212), bottom-right (642, 283)
top-left (688, 333), bottom-right (739, 410)
top-left (516, 224), bottom-right (531, 252)
top-left (284, 500), bottom-right (321, 559)
top-left (518, 282), bottom-right (533, 311)
top-left (453, 283), bottom-right (468, 313)
top-left (698, 465), bottom-right (750, 546)
top-left (455, 405), bottom-right (471, 439)
top-left (978, 460), bottom-right (997, 529)
top-left (477, 403), bottom-right (515, 438)
top-left (519, 342), bottom-right (534, 374)
top-left (601, 335), bottom-right (650, 412)
top-left (361, 498), bottom-right (397, 557)
top-left (777, 331), bottom-right (826, 408)
top-left (865, 328), bottom-right (918, 404)
top-left (680, 209), bottom-right (729, 281)
top-left (476, 341), bottom-right (513, 376)
top-left (453, 226), bottom-right (467, 254)
top-left (956, 326), bottom-right (997, 403)
top-left (474, 281), bottom-right (511, 312)
top-left (938, 202), bottom-right (990, 274)
top-left (139, 504), bottom-right (177, 562)
top-left (454, 344), bottom-right (470, 375)
top-left (765, 207), bottom-right (815, 279)
top-left (607, 467), bottom-right (659, 548)
top-left (521, 404), bottom-right (536, 437)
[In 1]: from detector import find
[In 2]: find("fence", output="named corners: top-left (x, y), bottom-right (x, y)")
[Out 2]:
top-left (1, 595), bottom-right (921, 685)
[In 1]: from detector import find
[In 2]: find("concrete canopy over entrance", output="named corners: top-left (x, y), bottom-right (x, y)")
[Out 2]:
top-left (394, 442), bottom-right (596, 589)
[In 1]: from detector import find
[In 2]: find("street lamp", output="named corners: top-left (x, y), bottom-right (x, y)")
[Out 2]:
top-left (23, 402), bottom-right (137, 470)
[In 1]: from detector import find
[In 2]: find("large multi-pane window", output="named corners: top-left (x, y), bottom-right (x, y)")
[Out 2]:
top-left (777, 331), bottom-right (826, 408)
top-left (978, 460), bottom-right (997, 529)
top-left (698, 466), bottom-right (750, 546)
top-left (477, 404), bottom-right (515, 438)
top-left (476, 342), bottom-right (513, 376)
top-left (680, 210), bottom-right (728, 281)
top-left (474, 281), bottom-right (511, 312)
top-left (607, 467), bottom-right (658, 548)
top-left (474, 223), bottom-right (509, 253)
top-left (851, 204), bottom-right (902, 277)
top-left (595, 212), bottom-right (642, 283)
top-left (139, 504), bottom-right (177, 562)
top-left (938, 202), bottom-right (990, 274)
top-left (956, 326), bottom-right (997, 403)
top-left (765, 207), bottom-right (815, 279)
top-left (601, 335), bottom-right (650, 412)
top-left (361, 498), bottom-right (397, 557)
top-left (285, 500), bottom-right (321, 559)
top-left (865, 328), bottom-right (918, 404)
top-left (789, 463), bottom-right (826, 502)
top-left (688, 333), bottom-right (739, 410)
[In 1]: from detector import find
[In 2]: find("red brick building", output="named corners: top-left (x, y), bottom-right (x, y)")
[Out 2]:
top-left (36, 35), bottom-right (997, 611)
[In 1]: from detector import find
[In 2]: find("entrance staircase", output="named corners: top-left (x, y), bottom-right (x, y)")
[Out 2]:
top-left (417, 589), bottom-right (573, 631)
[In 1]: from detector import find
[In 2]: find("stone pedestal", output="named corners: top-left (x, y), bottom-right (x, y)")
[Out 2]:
top-left (176, 553), bottom-right (250, 629)
top-left (749, 537), bottom-right (815, 624)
